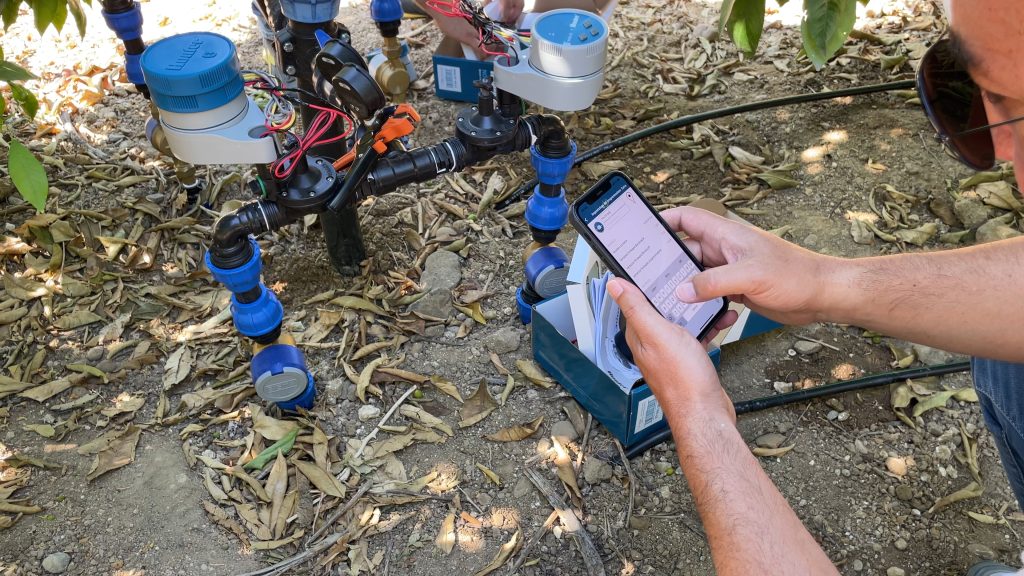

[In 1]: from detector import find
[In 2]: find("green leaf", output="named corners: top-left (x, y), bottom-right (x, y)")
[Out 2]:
top-left (9, 82), bottom-right (38, 118)
top-left (68, 0), bottom-right (86, 36)
top-left (0, 91), bottom-right (7, 125)
top-left (51, 0), bottom-right (67, 31)
top-left (723, 0), bottom-right (765, 55)
top-left (32, 0), bottom-right (58, 33)
top-left (8, 139), bottom-right (48, 213)
top-left (0, 59), bottom-right (34, 83)
top-left (243, 428), bottom-right (298, 470)
top-left (801, 0), bottom-right (858, 70)
top-left (1, 0), bottom-right (22, 30)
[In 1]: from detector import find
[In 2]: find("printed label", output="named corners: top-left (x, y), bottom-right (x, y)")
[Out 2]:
top-left (437, 64), bottom-right (461, 93)
top-left (634, 395), bottom-right (664, 434)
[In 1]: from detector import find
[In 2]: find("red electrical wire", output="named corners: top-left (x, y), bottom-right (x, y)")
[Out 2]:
top-left (271, 106), bottom-right (355, 179)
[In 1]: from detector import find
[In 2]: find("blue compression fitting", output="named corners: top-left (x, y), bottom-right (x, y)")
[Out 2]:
top-left (530, 141), bottom-right (576, 186)
top-left (101, 2), bottom-right (143, 41)
top-left (525, 187), bottom-right (567, 232)
top-left (206, 240), bottom-right (284, 339)
top-left (276, 375), bottom-right (316, 411)
top-left (251, 344), bottom-right (315, 409)
top-left (524, 245), bottom-right (569, 286)
top-left (124, 52), bottom-right (144, 86)
top-left (206, 238), bottom-right (262, 293)
top-left (370, 0), bottom-right (404, 23)
top-left (515, 287), bottom-right (533, 324)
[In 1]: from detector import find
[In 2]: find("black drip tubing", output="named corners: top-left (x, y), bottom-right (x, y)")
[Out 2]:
top-left (496, 79), bottom-right (918, 210)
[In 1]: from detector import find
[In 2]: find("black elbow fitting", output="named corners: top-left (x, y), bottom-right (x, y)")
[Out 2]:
top-left (209, 200), bottom-right (289, 269)
top-left (525, 115), bottom-right (571, 158)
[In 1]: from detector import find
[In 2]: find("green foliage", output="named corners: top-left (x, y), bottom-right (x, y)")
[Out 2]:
top-left (0, 0), bottom-right (90, 212)
top-left (8, 139), bottom-right (47, 212)
top-left (719, 0), bottom-right (861, 70)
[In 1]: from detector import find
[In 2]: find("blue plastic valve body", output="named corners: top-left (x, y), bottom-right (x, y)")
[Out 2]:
top-left (370, 0), bottom-right (404, 23)
top-left (141, 32), bottom-right (244, 114)
top-left (101, 2), bottom-right (145, 84)
top-left (205, 240), bottom-right (283, 339)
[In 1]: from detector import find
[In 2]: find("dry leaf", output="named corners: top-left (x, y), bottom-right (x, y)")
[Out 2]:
top-left (294, 460), bottom-right (346, 498)
top-left (400, 405), bottom-right (453, 436)
top-left (20, 378), bottom-right (73, 402)
top-left (484, 416), bottom-right (543, 442)
top-left (357, 357), bottom-right (387, 403)
top-left (203, 501), bottom-right (251, 547)
top-left (752, 445), bottom-right (795, 458)
top-left (163, 345), bottom-right (193, 390)
top-left (429, 376), bottom-right (463, 402)
top-left (552, 438), bottom-right (582, 500)
top-left (87, 425), bottom-right (141, 481)
top-left (329, 295), bottom-right (385, 315)
top-left (459, 380), bottom-right (498, 428)
top-left (929, 481), bottom-right (984, 514)
top-left (251, 406), bottom-right (299, 441)
top-left (266, 450), bottom-right (289, 539)
top-left (515, 360), bottom-right (555, 389)
top-left (476, 463), bottom-right (501, 486)
top-left (435, 511), bottom-right (456, 554)
top-left (472, 530), bottom-right (521, 576)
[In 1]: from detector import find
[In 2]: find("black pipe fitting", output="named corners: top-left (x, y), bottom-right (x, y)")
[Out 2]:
top-left (209, 200), bottom-right (289, 269)
top-left (525, 114), bottom-right (571, 158)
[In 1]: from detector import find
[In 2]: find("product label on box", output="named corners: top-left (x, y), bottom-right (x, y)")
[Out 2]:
top-left (437, 64), bottom-right (462, 93)
top-left (634, 395), bottom-right (664, 434)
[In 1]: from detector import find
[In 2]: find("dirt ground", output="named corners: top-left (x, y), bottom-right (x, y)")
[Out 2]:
top-left (2, 0), bottom-right (1023, 575)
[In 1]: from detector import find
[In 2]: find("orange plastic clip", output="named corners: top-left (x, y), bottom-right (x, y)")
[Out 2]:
top-left (333, 104), bottom-right (421, 170)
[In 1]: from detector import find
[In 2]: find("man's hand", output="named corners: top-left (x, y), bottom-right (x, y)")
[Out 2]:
top-left (667, 206), bottom-right (836, 326)
top-left (497, 0), bottom-right (524, 22)
top-left (607, 278), bottom-right (737, 425)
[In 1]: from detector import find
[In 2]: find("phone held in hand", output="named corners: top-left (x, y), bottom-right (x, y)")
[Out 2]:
top-left (569, 170), bottom-right (728, 341)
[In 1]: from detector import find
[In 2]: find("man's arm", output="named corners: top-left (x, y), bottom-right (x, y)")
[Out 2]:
top-left (669, 207), bottom-right (1024, 362)
top-left (608, 279), bottom-right (840, 576)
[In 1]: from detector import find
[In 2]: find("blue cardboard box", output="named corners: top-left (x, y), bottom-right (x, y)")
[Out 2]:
top-left (531, 291), bottom-right (780, 450)
top-left (432, 54), bottom-right (493, 103)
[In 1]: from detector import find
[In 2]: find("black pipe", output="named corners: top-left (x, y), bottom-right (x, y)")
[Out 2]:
top-left (621, 359), bottom-right (971, 459)
top-left (497, 79), bottom-right (918, 210)
top-left (209, 200), bottom-right (289, 269)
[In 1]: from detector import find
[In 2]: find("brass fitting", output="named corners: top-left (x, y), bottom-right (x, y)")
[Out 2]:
top-left (374, 36), bottom-right (410, 103)
top-left (146, 103), bottom-right (200, 188)
top-left (253, 331), bottom-right (297, 356)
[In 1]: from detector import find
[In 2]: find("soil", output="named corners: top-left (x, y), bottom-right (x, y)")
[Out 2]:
top-left (1, 0), bottom-right (1022, 575)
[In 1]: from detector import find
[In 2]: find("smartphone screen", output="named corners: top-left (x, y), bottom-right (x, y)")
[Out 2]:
top-left (574, 173), bottom-right (725, 339)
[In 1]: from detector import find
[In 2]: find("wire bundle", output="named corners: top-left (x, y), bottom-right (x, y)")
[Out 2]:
top-left (424, 0), bottom-right (529, 63)
top-left (270, 104), bottom-right (354, 179)
top-left (243, 71), bottom-right (297, 132)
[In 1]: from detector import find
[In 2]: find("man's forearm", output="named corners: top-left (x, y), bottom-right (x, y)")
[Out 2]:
top-left (821, 237), bottom-right (1024, 362)
top-left (670, 412), bottom-right (839, 576)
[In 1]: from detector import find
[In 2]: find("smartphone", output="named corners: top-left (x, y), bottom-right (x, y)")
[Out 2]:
top-left (569, 170), bottom-right (728, 341)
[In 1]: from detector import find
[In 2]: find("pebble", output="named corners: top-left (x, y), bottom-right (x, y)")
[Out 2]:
top-left (773, 381), bottom-right (793, 394)
top-left (852, 559), bottom-right (863, 572)
top-left (550, 420), bottom-right (578, 444)
top-left (755, 433), bottom-right (787, 449)
top-left (357, 405), bottom-right (381, 422)
top-left (628, 516), bottom-right (651, 530)
top-left (409, 250), bottom-right (462, 319)
top-left (895, 485), bottom-right (913, 501)
top-left (692, 22), bottom-right (719, 41)
top-left (887, 568), bottom-right (905, 576)
top-left (483, 326), bottom-right (522, 355)
top-left (42, 552), bottom-right (71, 574)
top-left (894, 537), bottom-right (908, 551)
top-left (85, 347), bottom-right (105, 362)
top-left (582, 457), bottom-right (614, 484)
top-left (794, 340), bottom-right (823, 355)
top-left (512, 476), bottom-right (536, 499)
top-left (953, 198), bottom-right (993, 229)
top-left (827, 410), bottom-right (839, 421)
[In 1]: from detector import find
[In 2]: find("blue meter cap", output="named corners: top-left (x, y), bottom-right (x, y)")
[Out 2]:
top-left (533, 10), bottom-right (606, 46)
top-left (141, 32), bottom-right (244, 114)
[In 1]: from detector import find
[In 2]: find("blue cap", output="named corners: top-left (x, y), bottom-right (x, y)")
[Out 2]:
top-left (141, 32), bottom-right (244, 113)
top-left (370, 0), bottom-right (403, 23)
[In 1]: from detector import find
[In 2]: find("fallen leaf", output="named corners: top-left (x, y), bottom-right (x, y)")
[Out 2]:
top-left (328, 295), bottom-right (385, 315)
top-left (434, 511), bottom-right (456, 555)
top-left (429, 375), bottom-right (463, 402)
top-left (54, 310), bottom-right (104, 330)
top-left (20, 378), bottom-right (73, 402)
top-left (251, 406), bottom-right (299, 441)
top-left (929, 481), bottom-right (984, 514)
top-left (163, 345), bottom-right (193, 390)
top-left (244, 428), bottom-right (298, 470)
top-left (87, 425), bottom-right (141, 481)
top-left (294, 459), bottom-right (346, 498)
top-left (752, 445), bottom-right (794, 458)
top-left (266, 450), bottom-right (288, 539)
top-left (459, 380), bottom-right (498, 428)
top-left (357, 357), bottom-right (387, 402)
top-left (22, 424), bottom-right (55, 438)
top-left (516, 360), bottom-right (555, 389)
top-left (476, 463), bottom-right (501, 486)
top-left (966, 511), bottom-right (1001, 525)
top-left (400, 405), bottom-right (453, 436)
top-left (484, 416), bottom-right (544, 442)
top-left (472, 530), bottom-right (521, 576)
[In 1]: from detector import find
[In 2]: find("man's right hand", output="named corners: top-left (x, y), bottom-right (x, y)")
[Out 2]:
top-left (666, 206), bottom-right (838, 326)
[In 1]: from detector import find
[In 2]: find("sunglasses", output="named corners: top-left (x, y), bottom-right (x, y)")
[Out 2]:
top-left (917, 38), bottom-right (1024, 171)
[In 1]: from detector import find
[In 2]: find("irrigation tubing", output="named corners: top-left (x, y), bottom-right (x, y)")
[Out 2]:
top-left (497, 78), bottom-right (918, 211)
top-left (621, 359), bottom-right (971, 459)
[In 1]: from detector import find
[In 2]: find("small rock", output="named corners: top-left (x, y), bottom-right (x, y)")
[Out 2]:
top-left (977, 216), bottom-right (1022, 244)
top-left (967, 543), bottom-right (997, 560)
top-left (825, 398), bottom-right (845, 412)
top-left (837, 411), bottom-right (850, 422)
top-left (887, 568), bottom-right (906, 576)
top-left (773, 381), bottom-right (793, 394)
top-left (483, 327), bottom-right (522, 355)
top-left (912, 343), bottom-right (955, 367)
top-left (513, 476), bottom-right (537, 499)
top-left (755, 433), bottom-right (787, 449)
top-left (895, 485), bottom-right (913, 501)
top-left (357, 405), bottom-right (381, 422)
top-left (953, 198), bottom-right (994, 229)
top-left (894, 538), bottom-right (908, 551)
top-left (409, 250), bottom-right (462, 319)
top-left (582, 457), bottom-right (614, 484)
top-left (826, 410), bottom-right (839, 421)
top-left (551, 420), bottom-right (578, 444)
top-left (653, 461), bottom-right (674, 475)
top-left (628, 516), bottom-right (651, 530)
top-left (852, 559), bottom-right (864, 572)
top-left (692, 22), bottom-right (719, 41)
top-left (475, 492), bottom-right (493, 507)
top-left (42, 552), bottom-right (71, 574)
top-left (794, 340), bottom-right (822, 355)
top-left (85, 347), bottom-right (105, 362)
